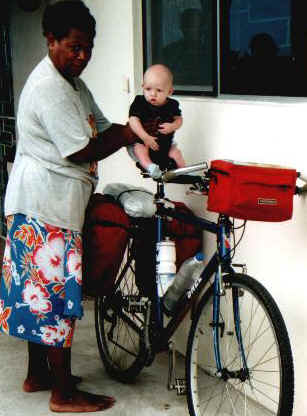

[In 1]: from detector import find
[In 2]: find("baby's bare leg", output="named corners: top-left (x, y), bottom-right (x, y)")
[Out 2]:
top-left (134, 143), bottom-right (162, 178)
top-left (168, 145), bottom-right (186, 168)
top-left (134, 143), bottom-right (153, 169)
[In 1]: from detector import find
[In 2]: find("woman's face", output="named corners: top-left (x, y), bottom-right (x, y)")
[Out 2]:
top-left (48, 28), bottom-right (93, 79)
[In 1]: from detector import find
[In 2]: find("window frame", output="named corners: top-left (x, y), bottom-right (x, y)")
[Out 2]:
top-left (143, 0), bottom-right (305, 99)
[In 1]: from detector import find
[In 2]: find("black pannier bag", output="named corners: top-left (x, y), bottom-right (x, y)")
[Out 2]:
top-left (134, 202), bottom-right (202, 298)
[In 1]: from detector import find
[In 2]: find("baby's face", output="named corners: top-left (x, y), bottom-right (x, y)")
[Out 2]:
top-left (143, 71), bottom-right (173, 106)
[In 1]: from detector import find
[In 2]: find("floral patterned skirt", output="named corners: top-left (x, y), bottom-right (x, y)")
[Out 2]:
top-left (0, 214), bottom-right (83, 347)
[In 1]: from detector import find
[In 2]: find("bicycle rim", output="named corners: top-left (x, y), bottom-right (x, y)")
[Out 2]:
top-left (94, 242), bottom-right (148, 382)
top-left (186, 274), bottom-right (294, 416)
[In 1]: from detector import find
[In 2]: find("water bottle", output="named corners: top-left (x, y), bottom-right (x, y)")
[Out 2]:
top-left (163, 252), bottom-right (204, 314)
top-left (156, 238), bottom-right (176, 297)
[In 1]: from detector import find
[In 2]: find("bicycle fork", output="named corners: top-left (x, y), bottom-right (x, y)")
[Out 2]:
top-left (212, 270), bottom-right (249, 381)
top-left (213, 222), bottom-right (250, 382)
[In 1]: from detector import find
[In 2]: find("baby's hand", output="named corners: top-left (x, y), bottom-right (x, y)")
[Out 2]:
top-left (143, 135), bottom-right (159, 151)
top-left (158, 123), bottom-right (175, 135)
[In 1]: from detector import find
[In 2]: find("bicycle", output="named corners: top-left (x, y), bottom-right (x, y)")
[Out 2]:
top-left (94, 160), bottom-right (300, 416)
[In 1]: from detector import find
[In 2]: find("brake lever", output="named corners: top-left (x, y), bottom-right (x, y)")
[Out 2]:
top-left (186, 189), bottom-right (204, 197)
top-left (295, 184), bottom-right (307, 195)
top-left (186, 178), bottom-right (209, 196)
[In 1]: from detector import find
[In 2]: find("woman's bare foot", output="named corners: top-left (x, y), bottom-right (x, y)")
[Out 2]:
top-left (23, 377), bottom-right (51, 393)
top-left (23, 374), bottom-right (82, 393)
top-left (49, 389), bottom-right (115, 413)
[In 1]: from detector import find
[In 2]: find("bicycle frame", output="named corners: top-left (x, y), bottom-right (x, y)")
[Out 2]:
top-left (95, 160), bottom-right (299, 414)
top-left (152, 182), bottom-right (249, 377)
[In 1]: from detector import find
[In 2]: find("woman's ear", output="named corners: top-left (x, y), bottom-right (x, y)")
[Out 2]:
top-left (46, 32), bottom-right (56, 48)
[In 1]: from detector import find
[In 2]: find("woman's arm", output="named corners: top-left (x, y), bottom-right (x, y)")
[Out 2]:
top-left (68, 123), bottom-right (137, 164)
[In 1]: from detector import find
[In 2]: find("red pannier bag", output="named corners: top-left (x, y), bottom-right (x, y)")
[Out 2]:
top-left (82, 193), bottom-right (130, 296)
top-left (166, 201), bottom-right (203, 270)
top-left (207, 160), bottom-right (297, 222)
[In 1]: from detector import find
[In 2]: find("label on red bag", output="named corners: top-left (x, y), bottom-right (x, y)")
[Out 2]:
top-left (257, 198), bottom-right (277, 206)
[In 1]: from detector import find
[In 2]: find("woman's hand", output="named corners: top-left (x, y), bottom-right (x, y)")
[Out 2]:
top-left (158, 122), bottom-right (175, 135)
top-left (143, 135), bottom-right (159, 151)
top-left (143, 119), bottom-right (159, 136)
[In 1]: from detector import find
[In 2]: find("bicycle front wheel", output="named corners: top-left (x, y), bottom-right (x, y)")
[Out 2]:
top-left (94, 240), bottom-right (148, 383)
top-left (186, 273), bottom-right (294, 416)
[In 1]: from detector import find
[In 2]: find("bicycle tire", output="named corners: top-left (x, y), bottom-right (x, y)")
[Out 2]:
top-left (186, 273), bottom-right (294, 416)
top-left (94, 239), bottom-right (148, 383)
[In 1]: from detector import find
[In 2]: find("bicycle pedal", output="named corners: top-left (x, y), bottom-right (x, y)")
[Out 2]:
top-left (174, 378), bottom-right (186, 396)
top-left (144, 351), bottom-right (155, 367)
top-left (127, 296), bottom-right (147, 313)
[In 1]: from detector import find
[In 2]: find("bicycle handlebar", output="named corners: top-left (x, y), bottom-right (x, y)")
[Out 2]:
top-left (161, 161), bottom-right (208, 182)
top-left (158, 160), bottom-right (307, 195)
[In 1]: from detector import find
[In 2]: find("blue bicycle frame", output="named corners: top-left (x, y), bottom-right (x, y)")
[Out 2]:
top-left (153, 204), bottom-right (249, 377)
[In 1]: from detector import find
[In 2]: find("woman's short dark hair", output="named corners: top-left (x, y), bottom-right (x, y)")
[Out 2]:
top-left (42, 1), bottom-right (96, 41)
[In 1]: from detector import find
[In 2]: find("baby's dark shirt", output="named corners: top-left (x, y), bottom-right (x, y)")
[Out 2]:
top-left (129, 95), bottom-right (182, 167)
top-left (129, 95), bottom-right (181, 141)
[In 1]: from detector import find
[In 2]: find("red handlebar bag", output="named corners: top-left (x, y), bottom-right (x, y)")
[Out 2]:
top-left (207, 160), bottom-right (297, 222)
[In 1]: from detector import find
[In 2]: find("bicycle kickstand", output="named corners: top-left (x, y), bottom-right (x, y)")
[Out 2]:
top-left (167, 340), bottom-right (186, 396)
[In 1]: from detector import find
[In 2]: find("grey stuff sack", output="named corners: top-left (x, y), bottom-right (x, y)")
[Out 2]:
top-left (103, 183), bottom-right (156, 218)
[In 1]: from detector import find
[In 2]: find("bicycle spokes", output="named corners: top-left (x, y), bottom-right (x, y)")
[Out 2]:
top-left (186, 274), bottom-right (293, 416)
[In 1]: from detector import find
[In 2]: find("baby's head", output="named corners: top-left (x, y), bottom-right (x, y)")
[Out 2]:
top-left (142, 64), bottom-right (174, 106)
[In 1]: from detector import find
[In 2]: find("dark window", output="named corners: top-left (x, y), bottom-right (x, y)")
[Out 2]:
top-left (0, 2), bottom-right (15, 237)
top-left (143, 0), bottom-right (217, 95)
top-left (0, 2), bottom-right (14, 114)
top-left (144, 0), bottom-right (307, 97)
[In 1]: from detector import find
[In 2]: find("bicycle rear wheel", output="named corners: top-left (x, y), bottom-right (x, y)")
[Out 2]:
top-left (94, 239), bottom-right (148, 383)
top-left (186, 273), bottom-right (294, 416)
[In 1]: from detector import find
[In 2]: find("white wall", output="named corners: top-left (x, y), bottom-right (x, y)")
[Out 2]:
top-left (172, 99), bottom-right (307, 416)
top-left (10, 1), bottom-right (307, 414)
top-left (82, 0), bottom-right (149, 192)
top-left (10, 1), bottom-right (46, 114)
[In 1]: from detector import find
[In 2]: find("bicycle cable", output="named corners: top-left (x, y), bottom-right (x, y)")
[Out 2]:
top-left (219, 219), bottom-right (247, 261)
top-left (230, 219), bottom-right (247, 259)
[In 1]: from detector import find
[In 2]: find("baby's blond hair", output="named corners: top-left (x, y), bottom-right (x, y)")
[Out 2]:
top-left (144, 64), bottom-right (173, 86)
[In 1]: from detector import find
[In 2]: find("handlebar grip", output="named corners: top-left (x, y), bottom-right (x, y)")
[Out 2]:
top-left (162, 161), bottom-right (208, 182)
top-left (162, 170), bottom-right (177, 182)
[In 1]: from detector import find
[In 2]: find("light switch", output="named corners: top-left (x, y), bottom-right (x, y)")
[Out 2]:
top-left (122, 76), bottom-right (130, 93)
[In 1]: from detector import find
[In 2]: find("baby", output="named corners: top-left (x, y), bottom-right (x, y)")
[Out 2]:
top-left (127, 64), bottom-right (185, 178)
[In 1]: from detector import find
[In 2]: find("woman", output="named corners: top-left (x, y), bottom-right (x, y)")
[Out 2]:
top-left (0, 1), bottom-right (135, 412)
